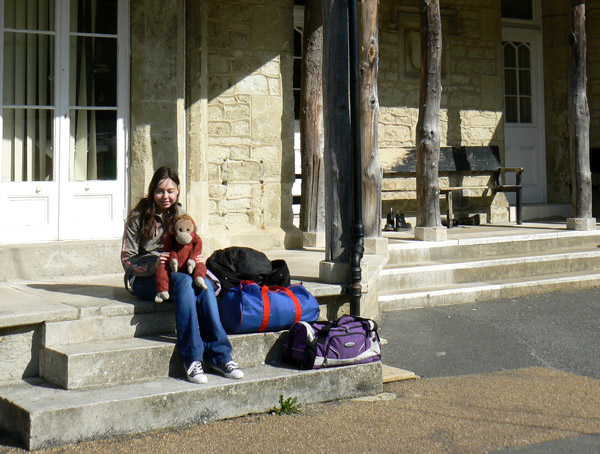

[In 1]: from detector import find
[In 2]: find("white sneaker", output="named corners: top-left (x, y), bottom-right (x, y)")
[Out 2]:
top-left (185, 361), bottom-right (208, 384)
top-left (213, 360), bottom-right (244, 379)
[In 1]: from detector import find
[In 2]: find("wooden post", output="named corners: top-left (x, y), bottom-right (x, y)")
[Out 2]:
top-left (415, 0), bottom-right (442, 229)
top-left (359, 0), bottom-right (382, 239)
top-left (299, 0), bottom-right (326, 236)
top-left (321, 0), bottom-right (352, 264)
top-left (568, 0), bottom-right (592, 221)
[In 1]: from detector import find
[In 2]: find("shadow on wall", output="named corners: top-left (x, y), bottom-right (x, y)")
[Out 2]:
top-left (131, 0), bottom-right (297, 237)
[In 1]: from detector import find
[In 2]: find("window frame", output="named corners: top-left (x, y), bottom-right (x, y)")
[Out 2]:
top-left (501, 0), bottom-right (542, 28)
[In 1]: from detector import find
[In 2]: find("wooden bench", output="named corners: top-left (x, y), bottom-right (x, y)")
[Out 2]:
top-left (383, 146), bottom-right (523, 228)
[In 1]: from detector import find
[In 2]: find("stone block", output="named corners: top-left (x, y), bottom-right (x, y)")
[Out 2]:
top-left (302, 231), bottom-right (325, 249)
top-left (319, 261), bottom-right (368, 285)
top-left (225, 183), bottom-right (253, 199)
top-left (319, 261), bottom-right (349, 284)
top-left (251, 95), bottom-right (284, 141)
top-left (364, 237), bottom-right (388, 255)
top-left (567, 218), bottom-right (597, 231)
top-left (231, 120), bottom-right (250, 136)
top-left (209, 184), bottom-right (227, 199)
top-left (236, 74), bottom-right (269, 95)
top-left (224, 105), bottom-right (250, 121)
top-left (251, 6), bottom-right (292, 52)
top-left (414, 226), bottom-right (448, 242)
top-left (0, 325), bottom-right (41, 381)
top-left (222, 160), bottom-right (261, 182)
top-left (208, 121), bottom-right (232, 136)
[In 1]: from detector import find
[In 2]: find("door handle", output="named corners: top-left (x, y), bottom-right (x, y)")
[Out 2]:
top-left (36, 185), bottom-right (42, 193)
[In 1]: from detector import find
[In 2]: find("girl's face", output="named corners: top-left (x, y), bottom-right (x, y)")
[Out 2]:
top-left (153, 178), bottom-right (179, 213)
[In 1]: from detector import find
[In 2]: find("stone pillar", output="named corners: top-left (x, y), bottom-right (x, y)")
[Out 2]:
top-left (319, 0), bottom-right (353, 284)
top-left (185, 0), bottom-right (210, 234)
top-left (129, 0), bottom-right (186, 204)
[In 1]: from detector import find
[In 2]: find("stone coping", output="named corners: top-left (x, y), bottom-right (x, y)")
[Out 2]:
top-left (385, 221), bottom-right (600, 248)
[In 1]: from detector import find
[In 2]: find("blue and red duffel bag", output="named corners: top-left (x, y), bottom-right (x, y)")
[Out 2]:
top-left (219, 280), bottom-right (320, 334)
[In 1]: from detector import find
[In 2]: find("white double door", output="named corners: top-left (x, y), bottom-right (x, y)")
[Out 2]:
top-left (502, 26), bottom-right (547, 204)
top-left (0, 0), bottom-right (128, 244)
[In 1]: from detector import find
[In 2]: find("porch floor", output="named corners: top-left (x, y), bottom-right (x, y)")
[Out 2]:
top-left (1, 220), bottom-right (596, 331)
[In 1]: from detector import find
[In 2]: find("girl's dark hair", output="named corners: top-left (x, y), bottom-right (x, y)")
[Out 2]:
top-left (127, 167), bottom-right (181, 242)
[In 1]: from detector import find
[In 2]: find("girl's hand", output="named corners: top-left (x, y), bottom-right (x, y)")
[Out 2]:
top-left (156, 251), bottom-right (170, 267)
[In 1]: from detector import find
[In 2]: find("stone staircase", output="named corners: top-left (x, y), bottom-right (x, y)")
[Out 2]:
top-left (3, 222), bottom-right (600, 449)
top-left (378, 228), bottom-right (600, 311)
top-left (0, 275), bottom-right (382, 450)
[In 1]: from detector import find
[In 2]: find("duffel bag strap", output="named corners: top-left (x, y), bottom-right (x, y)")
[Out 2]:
top-left (259, 285), bottom-right (271, 332)
top-left (315, 320), bottom-right (335, 344)
top-left (316, 317), bottom-right (378, 345)
top-left (269, 286), bottom-right (302, 323)
top-left (332, 314), bottom-right (378, 332)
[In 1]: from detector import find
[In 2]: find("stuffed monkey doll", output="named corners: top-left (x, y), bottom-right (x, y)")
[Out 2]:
top-left (155, 214), bottom-right (208, 303)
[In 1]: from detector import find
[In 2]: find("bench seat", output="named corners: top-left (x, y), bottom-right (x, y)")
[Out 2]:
top-left (384, 146), bottom-right (523, 228)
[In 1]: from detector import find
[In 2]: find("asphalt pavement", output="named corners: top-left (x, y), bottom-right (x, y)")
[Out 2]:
top-left (1, 288), bottom-right (599, 453)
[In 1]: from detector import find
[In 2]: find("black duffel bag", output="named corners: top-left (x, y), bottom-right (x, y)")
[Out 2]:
top-left (207, 246), bottom-right (290, 293)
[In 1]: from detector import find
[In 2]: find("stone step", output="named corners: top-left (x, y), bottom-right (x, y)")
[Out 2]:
top-left (0, 240), bottom-right (123, 281)
top-left (386, 230), bottom-right (600, 265)
top-left (36, 275), bottom-right (340, 347)
top-left (0, 361), bottom-right (382, 450)
top-left (377, 249), bottom-right (600, 292)
top-left (40, 331), bottom-right (285, 390)
top-left (43, 311), bottom-right (176, 347)
top-left (378, 270), bottom-right (600, 311)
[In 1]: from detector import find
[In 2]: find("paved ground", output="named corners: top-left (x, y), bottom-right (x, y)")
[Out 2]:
top-left (1, 288), bottom-right (599, 453)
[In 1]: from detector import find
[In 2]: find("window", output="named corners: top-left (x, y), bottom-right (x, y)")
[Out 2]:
top-left (501, 0), bottom-right (533, 21)
top-left (293, 13), bottom-right (303, 120)
top-left (1, 0), bottom-right (119, 183)
top-left (503, 41), bottom-right (532, 123)
top-left (2, 0), bottom-right (56, 182)
top-left (69, 0), bottom-right (118, 181)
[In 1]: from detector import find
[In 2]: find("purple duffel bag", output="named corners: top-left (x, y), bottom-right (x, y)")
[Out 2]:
top-left (282, 315), bottom-right (382, 369)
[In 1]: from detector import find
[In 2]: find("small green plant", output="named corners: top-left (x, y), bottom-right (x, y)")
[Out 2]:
top-left (271, 394), bottom-right (300, 415)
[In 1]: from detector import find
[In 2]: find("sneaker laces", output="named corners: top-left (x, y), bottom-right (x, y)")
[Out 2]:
top-left (223, 360), bottom-right (239, 373)
top-left (187, 361), bottom-right (204, 377)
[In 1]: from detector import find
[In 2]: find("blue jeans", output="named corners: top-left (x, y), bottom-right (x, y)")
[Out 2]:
top-left (132, 273), bottom-right (233, 367)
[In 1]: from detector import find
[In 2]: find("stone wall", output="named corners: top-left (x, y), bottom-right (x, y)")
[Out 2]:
top-left (203, 0), bottom-right (298, 250)
top-left (129, 0), bottom-right (299, 251)
top-left (377, 0), bottom-right (506, 221)
top-left (588, 3), bottom-right (600, 149)
top-left (542, 0), bottom-right (600, 207)
top-left (128, 0), bottom-right (596, 241)
top-left (542, 0), bottom-right (571, 205)
top-left (586, 2), bottom-right (600, 216)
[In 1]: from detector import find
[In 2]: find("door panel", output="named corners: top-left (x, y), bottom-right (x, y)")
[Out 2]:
top-left (0, 181), bottom-right (58, 242)
top-left (502, 27), bottom-right (546, 204)
top-left (0, 0), bottom-right (127, 244)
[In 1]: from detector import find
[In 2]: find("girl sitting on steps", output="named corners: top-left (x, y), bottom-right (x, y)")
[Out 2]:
top-left (121, 166), bottom-right (243, 384)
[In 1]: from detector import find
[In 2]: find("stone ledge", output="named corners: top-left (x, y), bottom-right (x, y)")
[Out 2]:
top-left (414, 226), bottom-right (448, 241)
top-left (1, 362), bottom-right (382, 450)
top-left (566, 217), bottom-right (597, 231)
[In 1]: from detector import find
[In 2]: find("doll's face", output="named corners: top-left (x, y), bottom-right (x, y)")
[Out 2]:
top-left (153, 178), bottom-right (179, 213)
top-left (174, 217), bottom-right (195, 245)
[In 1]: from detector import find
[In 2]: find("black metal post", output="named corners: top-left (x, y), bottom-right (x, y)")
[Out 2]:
top-left (348, 0), bottom-right (364, 316)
